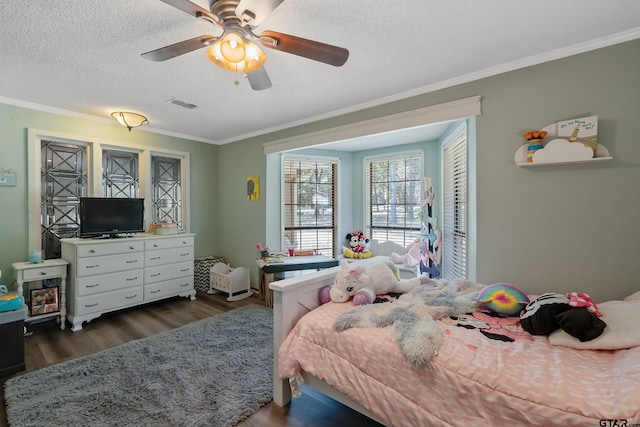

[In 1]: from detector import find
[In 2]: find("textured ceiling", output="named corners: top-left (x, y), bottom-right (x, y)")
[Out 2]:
top-left (0, 0), bottom-right (639, 148)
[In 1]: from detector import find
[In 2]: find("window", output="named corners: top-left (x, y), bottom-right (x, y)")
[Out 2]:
top-left (151, 155), bottom-right (183, 228)
top-left (442, 123), bottom-right (467, 281)
top-left (283, 156), bottom-right (337, 257)
top-left (102, 149), bottom-right (139, 198)
top-left (364, 152), bottom-right (423, 247)
top-left (40, 140), bottom-right (88, 259)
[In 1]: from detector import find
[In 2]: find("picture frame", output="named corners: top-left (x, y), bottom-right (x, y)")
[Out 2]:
top-left (30, 286), bottom-right (59, 316)
top-left (247, 176), bottom-right (260, 200)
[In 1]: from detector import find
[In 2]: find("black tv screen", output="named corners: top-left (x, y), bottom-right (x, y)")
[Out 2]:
top-left (79, 197), bottom-right (145, 238)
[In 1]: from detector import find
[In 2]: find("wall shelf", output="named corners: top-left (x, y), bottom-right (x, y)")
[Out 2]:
top-left (514, 120), bottom-right (612, 167)
top-left (514, 143), bottom-right (612, 167)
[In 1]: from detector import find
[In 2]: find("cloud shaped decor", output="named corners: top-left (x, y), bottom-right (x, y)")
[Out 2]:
top-left (532, 138), bottom-right (595, 164)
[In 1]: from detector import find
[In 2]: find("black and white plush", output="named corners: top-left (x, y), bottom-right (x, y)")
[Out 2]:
top-left (520, 293), bottom-right (606, 341)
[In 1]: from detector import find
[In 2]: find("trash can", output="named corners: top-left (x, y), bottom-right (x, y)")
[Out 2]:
top-left (0, 305), bottom-right (27, 377)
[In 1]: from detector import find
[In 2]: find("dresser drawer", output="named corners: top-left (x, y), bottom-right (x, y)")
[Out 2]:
top-left (77, 253), bottom-right (143, 277)
top-left (144, 277), bottom-right (194, 301)
top-left (74, 286), bottom-right (143, 316)
top-left (145, 236), bottom-right (194, 251)
top-left (76, 269), bottom-right (143, 296)
top-left (76, 241), bottom-right (145, 258)
top-left (145, 261), bottom-right (193, 284)
top-left (22, 265), bottom-right (67, 281)
top-left (145, 247), bottom-right (194, 267)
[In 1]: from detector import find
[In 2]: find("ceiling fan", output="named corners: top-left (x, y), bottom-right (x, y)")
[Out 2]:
top-left (141, 0), bottom-right (350, 90)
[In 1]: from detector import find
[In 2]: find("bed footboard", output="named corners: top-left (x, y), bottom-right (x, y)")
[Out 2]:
top-left (270, 256), bottom-right (387, 407)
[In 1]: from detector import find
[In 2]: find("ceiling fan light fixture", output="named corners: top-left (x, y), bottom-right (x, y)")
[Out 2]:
top-left (111, 111), bottom-right (148, 131)
top-left (206, 31), bottom-right (267, 73)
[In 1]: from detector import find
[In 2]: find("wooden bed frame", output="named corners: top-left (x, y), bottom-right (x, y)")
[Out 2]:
top-left (270, 256), bottom-right (388, 425)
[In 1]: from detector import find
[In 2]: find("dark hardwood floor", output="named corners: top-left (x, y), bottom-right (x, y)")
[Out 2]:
top-left (0, 292), bottom-right (382, 427)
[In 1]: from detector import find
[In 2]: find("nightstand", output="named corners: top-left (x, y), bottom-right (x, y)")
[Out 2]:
top-left (12, 259), bottom-right (69, 331)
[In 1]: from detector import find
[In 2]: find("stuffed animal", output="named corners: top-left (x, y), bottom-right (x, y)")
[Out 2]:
top-left (319, 259), bottom-right (427, 305)
top-left (519, 293), bottom-right (606, 342)
top-left (343, 230), bottom-right (372, 259)
top-left (390, 238), bottom-right (423, 268)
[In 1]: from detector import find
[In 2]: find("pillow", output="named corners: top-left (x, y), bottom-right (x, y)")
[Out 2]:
top-left (549, 302), bottom-right (640, 350)
top-left (624, 290), bottom-right (640, 302)
top-left (478, 283), bottom-right (530, 316)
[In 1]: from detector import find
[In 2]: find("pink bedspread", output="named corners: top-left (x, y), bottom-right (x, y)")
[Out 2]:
top-left (279, 301), bottom-right (640, 427)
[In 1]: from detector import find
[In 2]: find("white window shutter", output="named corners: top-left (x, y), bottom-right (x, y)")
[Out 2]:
top-left (442, 127), bottom-right (467, 281)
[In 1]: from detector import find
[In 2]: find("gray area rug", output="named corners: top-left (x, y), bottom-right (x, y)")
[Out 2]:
top-left (4, 305), bottom-right (273, 427)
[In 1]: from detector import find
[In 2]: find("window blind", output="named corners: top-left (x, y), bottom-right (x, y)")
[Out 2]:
top-left (364, 152), bottom-right (423, 247)
top-left (283, 158), bottom-right (337, 257)
top-left (442, 127), bottom-right (467, 281)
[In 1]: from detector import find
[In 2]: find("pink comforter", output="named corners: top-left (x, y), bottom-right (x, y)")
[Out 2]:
top-left (279, 301), bottom-right (640, 427)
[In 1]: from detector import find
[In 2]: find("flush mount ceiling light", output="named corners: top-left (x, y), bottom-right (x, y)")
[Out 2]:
top-left (111, 111), bottom-right (149, 131)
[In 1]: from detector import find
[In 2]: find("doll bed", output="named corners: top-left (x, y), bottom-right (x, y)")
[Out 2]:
top-left (271, 256), bottom-right (640, 427)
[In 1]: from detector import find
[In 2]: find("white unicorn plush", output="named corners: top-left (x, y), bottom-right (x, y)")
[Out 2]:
top-left (320, 259), bottom-right (428, 305)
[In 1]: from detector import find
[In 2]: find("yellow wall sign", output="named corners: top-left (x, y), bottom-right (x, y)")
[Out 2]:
top-left (247, 176), bottom-right (259, 200)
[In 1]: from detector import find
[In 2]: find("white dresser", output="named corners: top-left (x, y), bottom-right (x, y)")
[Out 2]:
top-left (61, 233), bottom-right (195, 331)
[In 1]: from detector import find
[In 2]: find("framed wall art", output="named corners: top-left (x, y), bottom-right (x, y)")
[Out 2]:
top-left (247, 176), bottom-right (260, 200)
top-left (30, 286), bottom-right (59, 316)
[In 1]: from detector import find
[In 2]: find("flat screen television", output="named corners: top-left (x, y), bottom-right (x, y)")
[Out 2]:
top-left (79, 197), bottom-right (145, 238)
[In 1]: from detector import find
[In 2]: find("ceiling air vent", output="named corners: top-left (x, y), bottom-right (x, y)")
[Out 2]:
top-left (167, 98), bottom-right (198, 109)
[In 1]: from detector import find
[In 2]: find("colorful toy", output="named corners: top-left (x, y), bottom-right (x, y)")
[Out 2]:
top-left (319, 259), bottom-right (427, 305)
top-left (478, 283), bottom-right (530, 316)
top-left (0, 285), bottom-right (24, 313)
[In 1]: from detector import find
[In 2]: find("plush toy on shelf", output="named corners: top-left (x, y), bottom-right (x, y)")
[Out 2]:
top-left (342, 230), bottom-right (372, 259)
top-left (318, 259), bottom-right (430, 306)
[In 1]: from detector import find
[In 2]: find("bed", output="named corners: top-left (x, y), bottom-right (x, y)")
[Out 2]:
top-left (271, 256), bottom-right (640, 426)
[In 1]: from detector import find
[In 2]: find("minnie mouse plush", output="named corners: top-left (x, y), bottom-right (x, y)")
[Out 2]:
top-left (343, 230), bottom-right (372, 259)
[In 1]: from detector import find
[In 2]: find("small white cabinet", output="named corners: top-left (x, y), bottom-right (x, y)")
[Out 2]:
top-left (62, 233), bottom-right (195, 331)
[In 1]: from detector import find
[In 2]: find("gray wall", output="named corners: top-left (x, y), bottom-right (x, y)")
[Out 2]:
top-left (219, 39), bottom-right (640, 302)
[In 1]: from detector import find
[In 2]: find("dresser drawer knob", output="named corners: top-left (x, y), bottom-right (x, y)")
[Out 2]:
top-left (150, 256), bottom-right (160, 261)
top-left (86, 264), bottom-right (99, 269)
top-left (40, 271), bottom-right (47, 276)
top-left (126, 260), bottom-right (138, 264)
top-left (126, 277), bottom-right (138, 281)
top-left (86, 284), bottom-right (100, 288)
top-left (125, 294), bottom-right (138, 299)
top-left (85, 302), bottom-right (99, 308)
top-left (151, 273), bottom-right (160, 277)
top-left (150, 289), bottom-right (160, 294)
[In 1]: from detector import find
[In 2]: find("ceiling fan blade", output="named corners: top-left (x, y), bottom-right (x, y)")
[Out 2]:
top-left (259, 31), bottom-right (349, 67)
top-left (247, 67), bottom-right (272, 91)
top-left (158, 0), bottom-right (219, 23)
top-left (141, 35), bottom-right (218, 61)
top-left (235, 0), bottom-right (285, 27)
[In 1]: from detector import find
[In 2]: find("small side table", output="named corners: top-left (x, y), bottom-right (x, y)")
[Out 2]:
top-left (12, 259), bottom-right (69, 331)
top-left (257, 255), bottom-right (339, 308)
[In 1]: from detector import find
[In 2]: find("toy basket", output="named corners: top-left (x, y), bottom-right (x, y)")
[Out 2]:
top-left (194, 256), bottom-right (225, 293)
top-left (209, 262), bottom-right (252, 302)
